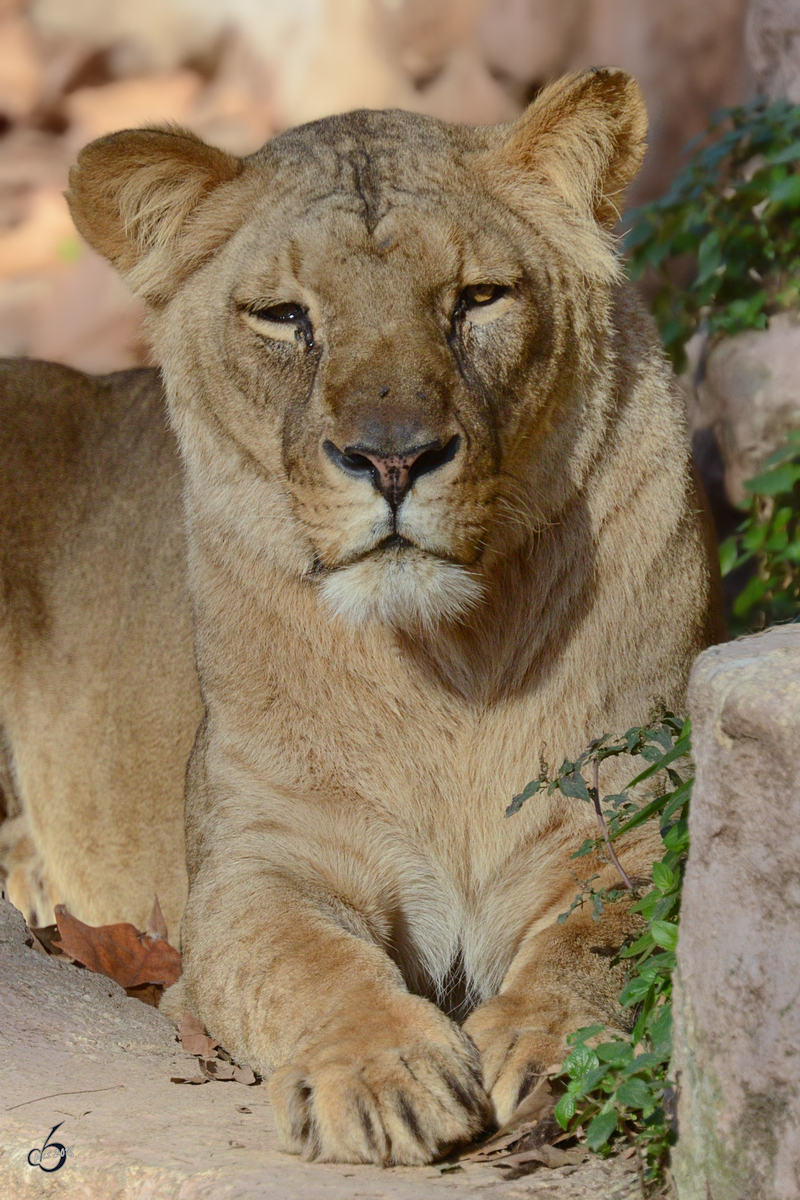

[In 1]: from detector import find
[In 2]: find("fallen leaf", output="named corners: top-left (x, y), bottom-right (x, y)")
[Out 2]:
top-left (145, 895), bottom-right (169, 942)
top-left (232, 1065), bottom-right (257, 1086)
top-left (493, 1145), bottom-right (589, 1170)
top-left (461, 1077), bottom-right (556, 1161)
top-left (170, 1073), bottom-right (209, 1086)
top-left (199, 1058), bottom-right (257, 1085)
top-left (27, 923), bottom-right (67, 957)
top-left (178, 1011), bottom-right (219, 1058)
top-left (125, 983), bottom-right (163, 1008)
top-left (54, 905), bottom-right (182, 988)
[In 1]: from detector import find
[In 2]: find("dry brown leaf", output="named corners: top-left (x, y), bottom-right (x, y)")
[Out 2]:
top-left (29, 923), bottom-right (65, 956)
top-left (461, 1077), bottom-right (556, 1161)
top-left (170, 1073), bottom-right (209, 1085)
top-left (125, 983), bottom-right (163, 1008)
top-left (54, 904), bottom-right (182, 988)
top-left (178, 1011), bottom-right (219, 1058)
top-left (199, 1058), bottom-right (257, 1085)
top-left (232, 1064), bottom-right (257, 1086)
top-left (493, 1144), bottom-right (589, 1170)
top-left (145, 895), bottom-right (169, 942)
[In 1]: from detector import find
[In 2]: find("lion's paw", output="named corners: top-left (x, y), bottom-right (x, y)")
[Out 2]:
top-left (269, 995), bottom-right (492, 1165)
top-left (463, 996), bottom-right (564, 1126)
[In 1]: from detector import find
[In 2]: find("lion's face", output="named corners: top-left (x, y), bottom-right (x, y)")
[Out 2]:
top-left (67, 75), bottom-right (647, 629)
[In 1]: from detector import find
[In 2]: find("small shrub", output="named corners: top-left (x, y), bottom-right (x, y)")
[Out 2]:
top-left (625, 96), bottom-right (800, 371)
top-left (719, 431), bottom-right (800, 632)
top-left (507, 715), bottom-right (692, 1190)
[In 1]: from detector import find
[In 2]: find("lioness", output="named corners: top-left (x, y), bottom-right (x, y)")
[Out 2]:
top-left (0, 69), bottom-right (723, 1164)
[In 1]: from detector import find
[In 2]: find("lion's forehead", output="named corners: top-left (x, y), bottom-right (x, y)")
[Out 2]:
top-left (228, 163), bottom-right (526, 306)
top-left (244, 111), bottom-right (500, 247)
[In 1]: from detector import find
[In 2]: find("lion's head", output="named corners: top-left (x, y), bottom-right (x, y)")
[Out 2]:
top-left (67, 70), bottom-right (647, 631)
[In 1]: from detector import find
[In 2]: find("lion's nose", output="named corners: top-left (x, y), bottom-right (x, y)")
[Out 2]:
top-left (323, 435), bottom-right (461, 508)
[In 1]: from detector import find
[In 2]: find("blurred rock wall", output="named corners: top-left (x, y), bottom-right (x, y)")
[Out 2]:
top-left (0, 0), bottom-right (752, 372)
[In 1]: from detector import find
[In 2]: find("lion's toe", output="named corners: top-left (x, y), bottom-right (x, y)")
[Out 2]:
top-left (269, 1005), bottom-right (492, 1165)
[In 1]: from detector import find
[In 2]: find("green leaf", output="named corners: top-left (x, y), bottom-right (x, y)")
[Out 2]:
top-left (569, 837), bottom-right (598, 860)
top-left (615, 1077), bottom-right (654, 1110)
top-left (579, 1064), bottom-right (618, 1095)
top-left (766, 139), bottom-right (800, 164)
top-left (626, 732), bottom-right (691, 789)
top-left (585, 1108), bottom-right (618, 1150)
top-left (558, 770), bottom-right (592, 802)
top-left (695, 229), bottom-right (722, 283)
top-left (652, 862), bottom-right (676, 892)
top-left (732, 574), bottom-right (768, 618)
top-left (554, 1092), bottom-right (577, 1130)
top-left (619, 974), bottom-right (654, 1005)
top-left (564, 1043), bottom-right (599, 1076)
top-left (745, 462), bottom-right (800, 496)
top-left (567, 1024), bottom-right (606, 1045)
top-left (719, 536), bottom-right (741, 576)
top-left (506, 776), bottom-right (544, 817)
top-left (595, 1041), bottom-right (634, 1066)
top-left (649, 1003), bottom-right (673, 1049)
top-left (767, 173), bottom-right (800, 209)
top-left (650, 920), bottom-right (679, 951)
top-left (623, 1051), bottom-right (669, 1076)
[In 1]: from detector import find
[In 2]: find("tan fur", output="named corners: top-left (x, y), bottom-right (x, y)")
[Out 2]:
top-left (0, 70), bottom-right (724, 1164)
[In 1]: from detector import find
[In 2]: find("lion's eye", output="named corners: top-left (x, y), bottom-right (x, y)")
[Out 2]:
top-left (253, 303), bottom-right (305, 323)
top-left (461, 284), bottom-right (508, 308)
top-left (243, 302), bottom-right (315, 350)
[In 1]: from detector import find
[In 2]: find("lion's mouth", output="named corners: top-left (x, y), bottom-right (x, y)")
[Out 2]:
top-left (377, 533), bottom-right (415, 551)
top-left (310, 531), bottom-right (475, 580)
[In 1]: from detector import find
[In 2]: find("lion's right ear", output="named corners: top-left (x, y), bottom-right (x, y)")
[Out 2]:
top-left (66, 127), bottom-right (244, 303)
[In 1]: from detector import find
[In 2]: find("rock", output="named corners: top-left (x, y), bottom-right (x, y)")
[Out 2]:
top-left (694, 314), bottom-right (800, 503)
top-left (673, 626), bottom-right (800, 1200)
top-left (746, 0), bottom-right (800, 103)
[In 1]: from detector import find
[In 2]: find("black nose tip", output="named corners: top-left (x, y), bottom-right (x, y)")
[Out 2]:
top-left (323, 435), bottom-right (461, 507)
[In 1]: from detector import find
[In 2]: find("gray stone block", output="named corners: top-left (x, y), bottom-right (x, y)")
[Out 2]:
top-left (673, 626), bottom-right (800, 1200)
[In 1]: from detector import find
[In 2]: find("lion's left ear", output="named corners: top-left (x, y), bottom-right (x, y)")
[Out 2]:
top-left (495, 68), bottom-right (647, 229)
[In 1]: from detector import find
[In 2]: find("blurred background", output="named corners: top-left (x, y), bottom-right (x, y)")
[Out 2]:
top-left (0, 0), bottom-right (761, 373)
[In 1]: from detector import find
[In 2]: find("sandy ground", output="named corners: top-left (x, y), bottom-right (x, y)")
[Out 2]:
top-left (1, 899), bottom-right (643, 1200)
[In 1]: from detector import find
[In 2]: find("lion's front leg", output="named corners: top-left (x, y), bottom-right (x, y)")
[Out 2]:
top-left (165, 868), bottom-right (492, 1165)
top-left (463, 903), bottom-right (637, 1125)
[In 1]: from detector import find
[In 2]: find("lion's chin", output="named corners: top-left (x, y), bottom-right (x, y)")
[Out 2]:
top-left (318, 548), bottom-right (484, 631)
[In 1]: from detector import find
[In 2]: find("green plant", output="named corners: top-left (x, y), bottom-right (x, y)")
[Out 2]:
top-left (507, 714), bottom-right (692, 1190)
top-left (625, 96), bottom-right (800, 370)
top-left (719, 431), bottom-right (800, 632)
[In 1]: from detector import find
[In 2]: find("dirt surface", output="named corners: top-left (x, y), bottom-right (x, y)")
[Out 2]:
top-left (0, 899), bottom-right (640, 1199)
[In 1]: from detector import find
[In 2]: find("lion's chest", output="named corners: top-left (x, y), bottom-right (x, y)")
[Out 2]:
top-left (229, 669), bottom-right (590, 1007)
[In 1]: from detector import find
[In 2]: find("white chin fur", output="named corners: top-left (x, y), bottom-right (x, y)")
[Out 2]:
top-left (319, 550), bottom-right (484, 630)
